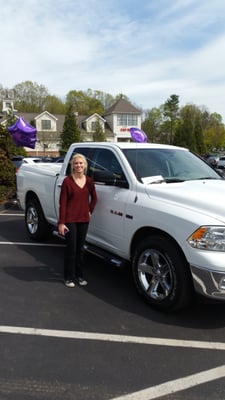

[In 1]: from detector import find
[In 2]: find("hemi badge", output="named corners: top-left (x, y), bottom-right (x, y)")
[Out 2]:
top-left (125, 214), bottom-right (133, 219)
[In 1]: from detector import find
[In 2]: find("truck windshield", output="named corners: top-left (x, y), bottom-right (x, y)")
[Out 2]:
top-left (122, 148), bottom-right (222, 182)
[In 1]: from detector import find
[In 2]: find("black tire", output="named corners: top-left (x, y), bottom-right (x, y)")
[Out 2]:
top-left (132, 235), bottom-right (195, 312)
top-left (25, 198), bottom-right (50, 241)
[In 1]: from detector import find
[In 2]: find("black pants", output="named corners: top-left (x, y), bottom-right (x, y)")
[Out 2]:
top-left (64, 222), bottom-right (89, 282)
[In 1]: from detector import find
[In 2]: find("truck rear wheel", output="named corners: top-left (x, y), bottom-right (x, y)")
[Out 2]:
top-left (25, 198), bottom-right (50, 241)
top-left (132, 235), bottom-right (195, 312)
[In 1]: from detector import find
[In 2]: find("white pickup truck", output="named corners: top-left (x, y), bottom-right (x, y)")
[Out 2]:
top-left (16, 142), bottom-right (225, 311)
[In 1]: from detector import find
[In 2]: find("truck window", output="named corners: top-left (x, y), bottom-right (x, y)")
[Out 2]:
top-left (92, 149), bottom-right (122, 172)
top-left (89, 149), bottom-right (128, 185)
top-left (65, 147), bottom-right (128, 186)
top-left (66, 147), bottom-right (93, 175)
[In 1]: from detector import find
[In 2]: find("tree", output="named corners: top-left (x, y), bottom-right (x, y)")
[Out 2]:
top-left (203, 125), bottom-right (225, 152)
top-left (61, 105), bottom-right (81, 152)
top-left (114, 93), bottom-right (130, 102)
top-left (87, 89), bottom-right (115, 109)
top-left (13, 81), bottom-right (49, 112)
top-left (93, 119), bottom-right (106, 142)
top-left (174, 105), bottom-right (197, 151)
top-left (141, 107), bottom-right (163, 143)
top-left (0, 108), bottom-right (27, 157)
top-left (0, 116), bottom-right (17, 157)
top-left (194, 112), bottom-right (206, 154)
top-left (44, 95), bottom-right (66, 114)
top-left (66, 90), bottom-right (104, 115)
top-left (0, 147), bottom-right (17, 202)
top-left (162, 94), bottom-right (180, 144)
top-left (201, 110), bottom-right (225, 152)
top-left (173, 104), bottom-right (209, 153)
top-left (2, 81), bottom-right (225, 152)
top-left (0, 110), bottom-right (26, 202)
top-left (0, 110), bottom-right (26, 201)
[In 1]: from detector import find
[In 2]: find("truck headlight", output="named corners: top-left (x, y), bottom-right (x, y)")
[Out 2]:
top-left (187, 226), bottom-right (225, 251)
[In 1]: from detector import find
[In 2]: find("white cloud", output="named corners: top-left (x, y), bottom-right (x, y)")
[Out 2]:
top-left (1, 0), bottom-right (225, 119)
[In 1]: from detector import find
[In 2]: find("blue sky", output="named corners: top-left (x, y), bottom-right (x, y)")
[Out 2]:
top-left (1, 0), bottom-right (225, 120)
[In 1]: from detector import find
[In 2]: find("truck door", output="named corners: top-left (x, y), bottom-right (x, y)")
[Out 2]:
top-left (86, 148), bottom-right (131, 256)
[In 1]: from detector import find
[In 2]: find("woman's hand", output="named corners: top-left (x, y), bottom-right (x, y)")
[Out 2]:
top-left (58, 224), bottom-right (69, 236)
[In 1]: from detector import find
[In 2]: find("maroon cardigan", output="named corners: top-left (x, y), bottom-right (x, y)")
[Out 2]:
top-left (59, 175), bottom-right (97, 224)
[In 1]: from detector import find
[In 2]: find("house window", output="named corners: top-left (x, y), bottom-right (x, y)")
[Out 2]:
top-left (41, 120), bottom-right (51, 130)
top-left (91, 121), bottom-right (97, 131)
top-left (127, 114), bottom-right (138, 125)
top-left (117, 114), bottom-right (137, 126)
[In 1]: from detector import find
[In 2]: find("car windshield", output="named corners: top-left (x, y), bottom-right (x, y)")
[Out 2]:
top-left (122, 148), bottom-right (222, 183)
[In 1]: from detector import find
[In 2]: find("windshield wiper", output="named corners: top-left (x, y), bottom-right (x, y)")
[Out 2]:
top-left (143, 177), bottom-right (185, 184)
top-left (164, 178), bottom-right (185, 183)
top-left (198, 177), bottom-right (217, 180)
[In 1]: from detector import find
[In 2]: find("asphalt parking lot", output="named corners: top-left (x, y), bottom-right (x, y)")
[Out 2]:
top-left (0, 200), bottom-right (225, 400)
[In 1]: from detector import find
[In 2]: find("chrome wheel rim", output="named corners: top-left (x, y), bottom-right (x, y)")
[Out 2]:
top-left (26, 206), bottom-right (38, 235)
top-left (137, 249), bottom-right (174, 301)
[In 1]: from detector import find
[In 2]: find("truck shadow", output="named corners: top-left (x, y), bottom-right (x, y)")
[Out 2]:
top-left (1, 217), bottom-right (225, 331)
top-left (83, 253), bottom-right (225, 328)
top-left (3, 245), bottom-right (225, 332)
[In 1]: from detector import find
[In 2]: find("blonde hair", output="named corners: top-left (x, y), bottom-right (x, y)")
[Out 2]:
top-left (70, 153), bottom-right (88, 174)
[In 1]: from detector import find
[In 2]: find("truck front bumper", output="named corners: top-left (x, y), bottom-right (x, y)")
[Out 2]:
top-left (191, 264), bottom-right (225, 299)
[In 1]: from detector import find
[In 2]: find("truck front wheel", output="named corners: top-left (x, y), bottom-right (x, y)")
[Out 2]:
top-left (132, 235), bottom-right (195, 312)
top-left (25, 198), bottom-right (49, 241)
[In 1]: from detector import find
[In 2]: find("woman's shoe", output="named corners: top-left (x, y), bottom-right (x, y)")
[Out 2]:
top-left (65, 280), bottom-right (75, 288)
top-left (78, 278), bottom-right (88, 286)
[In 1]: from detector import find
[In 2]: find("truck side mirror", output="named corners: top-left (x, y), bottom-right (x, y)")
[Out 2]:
top-left (92, 170), bottom-right (128, 188)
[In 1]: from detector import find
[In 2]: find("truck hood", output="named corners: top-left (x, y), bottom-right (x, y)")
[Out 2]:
top-left (144, 179), bottom-right (225, 223)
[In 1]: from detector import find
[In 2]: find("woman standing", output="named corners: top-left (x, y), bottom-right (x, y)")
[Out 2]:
top-left (58, 153), bottom-right (97, 287)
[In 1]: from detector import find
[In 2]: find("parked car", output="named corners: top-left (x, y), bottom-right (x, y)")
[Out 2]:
top-left (205, 154), bottom-right (220, 167)
top-left (10, 156), bottom-right (24, 172)
top-left (217, 156), bottom-right (225, 170)
top-left (22, 157), bottom-right (43, 164)
top-left (10, 156), bottom-right (45, 172)
top-left (54, 156), bottom-right (65, 163)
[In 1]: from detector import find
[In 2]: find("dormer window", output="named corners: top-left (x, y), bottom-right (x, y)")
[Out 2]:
top-left (41, 120), bottom-right (51, 130)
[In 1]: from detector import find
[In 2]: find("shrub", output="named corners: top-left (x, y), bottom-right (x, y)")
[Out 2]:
top-left (0, 149), bottom-right (16, 203)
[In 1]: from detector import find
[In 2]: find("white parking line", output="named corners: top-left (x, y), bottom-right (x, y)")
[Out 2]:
top-left (1, 211), bottom-right (224, 399)
top-left (110, 365), bottom-right (225, 400)
top-left (0, 325), bottom-right (225, 350)
top-left (0, 326), bottom-right (224, 399)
